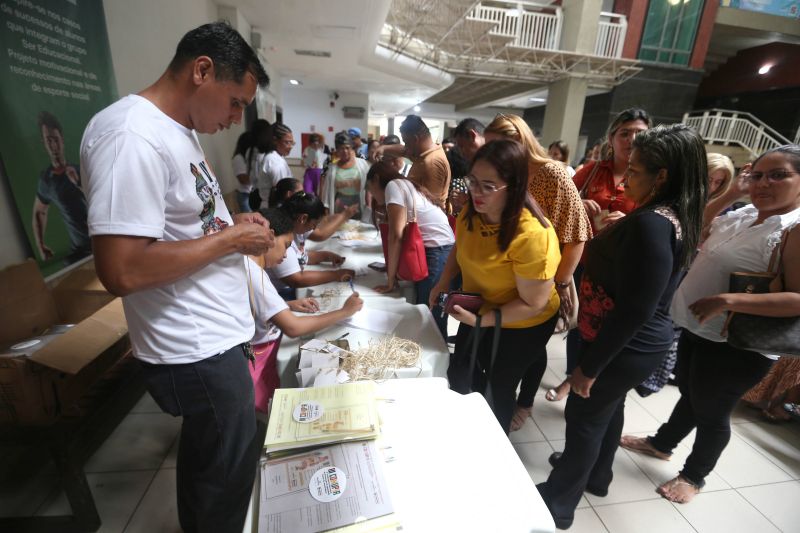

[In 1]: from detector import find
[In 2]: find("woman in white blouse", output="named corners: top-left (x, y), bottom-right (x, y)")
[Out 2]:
top-left (366, 161), bottom-right (455, 336)
top-left (621, 144), bottom-right (800, 504)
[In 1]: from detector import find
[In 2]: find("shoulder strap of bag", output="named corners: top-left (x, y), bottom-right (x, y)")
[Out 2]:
top-left (578, 161), bottom-right (602, 199)
top-left (467, 313), bottom-right (483, 386)
top-left (400, 179), bottom-right (418, 223)
top-left (483, 309), bottom-right (502, 410)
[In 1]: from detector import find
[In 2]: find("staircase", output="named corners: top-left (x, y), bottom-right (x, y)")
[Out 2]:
top-left (683, 109), bottom-right (793, 162)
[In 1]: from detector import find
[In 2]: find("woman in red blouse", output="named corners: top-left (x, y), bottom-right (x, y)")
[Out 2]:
top-left (548, 109), bottom-right (652, 402)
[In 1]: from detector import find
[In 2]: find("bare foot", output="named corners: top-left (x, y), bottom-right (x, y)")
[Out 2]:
top-left (546, 380), bottom-right (571, 402)
top-left (657, 475), bottom-right (700, 503)
top-left (620, 435), bottom-right (672, 460)
top-left (510, 406), bottom-right (532, 432)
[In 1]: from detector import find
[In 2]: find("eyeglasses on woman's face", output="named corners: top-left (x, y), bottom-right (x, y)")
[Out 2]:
top-left (463, 174), bottom-right (508, 195)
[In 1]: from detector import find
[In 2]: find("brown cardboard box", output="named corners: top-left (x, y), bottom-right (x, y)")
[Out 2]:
top-left (0, 260), bottom-right (129, 425)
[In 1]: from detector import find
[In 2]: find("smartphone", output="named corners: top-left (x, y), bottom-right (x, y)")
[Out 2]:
top-left (368, 262), bottom-right (387, 272)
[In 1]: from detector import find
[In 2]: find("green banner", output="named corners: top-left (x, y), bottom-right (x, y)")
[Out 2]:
top-left (0, 0), bottom-right (117, 276)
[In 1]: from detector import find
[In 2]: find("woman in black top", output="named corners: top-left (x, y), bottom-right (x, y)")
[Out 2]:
top-left (536, 124), bottom-right (707, 530)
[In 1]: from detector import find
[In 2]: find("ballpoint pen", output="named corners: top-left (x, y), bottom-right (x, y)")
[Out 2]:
top-left (348, 277), bottom-right (355, 293)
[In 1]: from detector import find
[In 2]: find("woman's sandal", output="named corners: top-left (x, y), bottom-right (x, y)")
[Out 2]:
top-left (657, 475), bottom-right (701, 503)
top-left (620, 435), bottom-right (672, 460)
top-left (545, 380), bottom-right (570, 402)
top-left (762, 393), bottom-right (791, 422)
top-left (510, 406), bottom-right (532, 432)
top-left (784, 403), bottom-right (800, 422)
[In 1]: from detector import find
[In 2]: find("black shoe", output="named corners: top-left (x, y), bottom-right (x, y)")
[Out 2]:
top-left (547, 452), bottom-right (609, 497)
top-left (549, 451), bottom-right (562, 468)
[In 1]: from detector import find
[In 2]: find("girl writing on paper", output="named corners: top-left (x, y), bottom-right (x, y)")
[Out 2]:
top-left (246, 207), bottom-right (363, 413)
top-left (429, 139), bottom-right (561, 434)
top-left (268, 192), bottom-right (356, 300)
top-left (366, 161), bottom-right (455, 337)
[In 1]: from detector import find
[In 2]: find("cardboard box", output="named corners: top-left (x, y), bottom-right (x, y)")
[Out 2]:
top-left (0, 260), bottom-right (129, 425)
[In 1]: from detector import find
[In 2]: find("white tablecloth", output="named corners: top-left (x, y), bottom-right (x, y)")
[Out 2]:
top-left (275, 222), bottom-right (449, 387)
top-left (245, 378), bottom-right (555, 533)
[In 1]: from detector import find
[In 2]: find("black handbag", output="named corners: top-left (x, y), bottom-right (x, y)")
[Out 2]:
top-left (447, 309), bottom-right (502, 408)
top-left (724, 228), bottom-right (800, 357)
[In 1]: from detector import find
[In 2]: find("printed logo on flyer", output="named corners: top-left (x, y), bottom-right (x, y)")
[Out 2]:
top-left (309, 466), bottom-right (347, 503)
top-left (293, 401), bottom-right (324, 423)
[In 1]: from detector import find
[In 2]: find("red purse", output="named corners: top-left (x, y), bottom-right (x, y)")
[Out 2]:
top-left (379, 180), bottom-right (429, 282)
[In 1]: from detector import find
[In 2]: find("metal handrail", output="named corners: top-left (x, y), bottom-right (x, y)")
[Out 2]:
top-left (683, 109), bottom-right (792, 158)
top-left (468, 2), bottom-right (563, 52)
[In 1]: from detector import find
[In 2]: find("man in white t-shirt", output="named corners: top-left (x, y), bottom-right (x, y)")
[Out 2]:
top-left (81, 23), bottom-right (272, 533)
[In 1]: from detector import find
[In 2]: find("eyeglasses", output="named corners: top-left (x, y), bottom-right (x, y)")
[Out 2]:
top-left (464, 174), bottom-right (508, 195)
top-left (745, 170), bottom-right (799, 183)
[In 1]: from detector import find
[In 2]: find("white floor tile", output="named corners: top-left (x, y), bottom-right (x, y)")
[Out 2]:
top-left (583, 449), bottom-right (659, 506)
top-left (593, 499), bottom-right (695, 533)
top-left (124, 468), bottom-right (181, 533)
top-left (622, 445), bottom-right (731, 493)
top-left (129, 392), bottom-right (162, 414)
top-left (733, 422), bottom-right (800, 479)
top-left (85, 413), bottom-right (181, 473)
top-left (513, 441), bottom-right (555, 485)
top-left (508, 414), bottom-right (547, 443)
top-left (530, 392), bottom-right (567, 441)
top-left (713, 434), bottom-right (793, 488)
top-left (620, 397), bottom-right (663, 434)
top-left (546, 334), bottom-right (568, 360)
top-left (738, 480), bottom-right (800, 533)
top-left (628, 385), bottom-right (682, 424)
top-left (36, 470), bottom-right (155, 533)
top-left (568, 507), bottom-right (609, 533)
top-left (675, 489), bottom-right (780, 533)
top-left (161, 436), bottom-right (179, 469)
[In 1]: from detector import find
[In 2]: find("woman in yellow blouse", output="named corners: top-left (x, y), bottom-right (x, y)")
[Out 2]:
top-left (429, 139), bottom-right (561, 434)
top-left (483, 113), bottom-right (591, 429)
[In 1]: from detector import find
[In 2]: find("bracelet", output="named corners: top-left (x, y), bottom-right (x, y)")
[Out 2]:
top-left (555, 281), bottom-right (571, 289)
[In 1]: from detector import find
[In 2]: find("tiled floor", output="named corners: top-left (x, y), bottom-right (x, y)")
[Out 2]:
top-left (2, 334), bottom-right (799, 532)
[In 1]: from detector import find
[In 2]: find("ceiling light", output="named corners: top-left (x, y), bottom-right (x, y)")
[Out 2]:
top-left (667, 0), bottom-right (681, 5)
top-left (528, 97), bottom-right (546, 102)
top-left (758, 64), bottom-right (772, 75)
top-left (289, 79), bottom-right (300, 85)
top-left (413, 105), bottom-right (421, 112)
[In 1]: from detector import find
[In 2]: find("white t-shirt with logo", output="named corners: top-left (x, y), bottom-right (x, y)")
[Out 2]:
top-left (81, 94), bottom-right (254, 364)
top-left (384, 179), bottom-right (455, 248)
top-left (245, 257), bottom-right (288, 345)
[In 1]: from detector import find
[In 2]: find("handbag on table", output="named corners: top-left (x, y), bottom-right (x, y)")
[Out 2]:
top-left (723, 228), bottom-right (800, 357)
top-left (379, 180), bottom-right (429, 282)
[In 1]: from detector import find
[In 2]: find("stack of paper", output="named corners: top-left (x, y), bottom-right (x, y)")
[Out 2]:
top-left (265, 382), bottom-right (381, 457)
top-left (296, 339), bottom-right (350, 387)
top-left (259, 441), bottom-right (398, 533)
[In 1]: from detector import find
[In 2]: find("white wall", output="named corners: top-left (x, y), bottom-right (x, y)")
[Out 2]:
top-left (281, 86), bottom-right (369, 159)
top-left (0, 0), bottom-right (278, 269)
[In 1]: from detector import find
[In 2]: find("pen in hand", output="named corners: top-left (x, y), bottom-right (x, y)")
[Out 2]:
top-left (348, 277), bottom-right (355, 294)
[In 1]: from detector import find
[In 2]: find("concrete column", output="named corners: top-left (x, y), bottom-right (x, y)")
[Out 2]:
top-left (388, 117), bottom-right (396, 136)
top-left (540, 77), bottom-right (589, 161)
top-left (540, 0), bottom-right (602, 159)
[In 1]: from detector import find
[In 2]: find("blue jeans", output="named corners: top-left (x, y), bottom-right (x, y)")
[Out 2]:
top-left (236, 191), bottom-right (252, 213)
top-left (139, 345), bottom-right (259, 533)
top-left (416, 244), bottom-right (453, 338)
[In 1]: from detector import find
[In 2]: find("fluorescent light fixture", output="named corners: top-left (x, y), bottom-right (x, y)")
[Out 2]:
top-left (289, 79), bottom-right (300, 85)
top-left (413, 105), bottom-right (421, 112)
top-left (758, 64), bottom-right (772, 75)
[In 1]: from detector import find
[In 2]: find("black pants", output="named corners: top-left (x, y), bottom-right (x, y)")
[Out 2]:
top-left (647, 330), bottom-right (774, 486)
top-left (452, 314), bottom-right (558, 434)
top-left (517, 264), bottom-right (584, 408)
top-left (140, 345), bottom-right (260, 533)
top-left (538, 345), bottom-right (666, 526)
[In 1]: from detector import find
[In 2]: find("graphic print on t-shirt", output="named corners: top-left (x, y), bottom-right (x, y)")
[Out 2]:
top-left (191, 161), bottom-right (229, 235)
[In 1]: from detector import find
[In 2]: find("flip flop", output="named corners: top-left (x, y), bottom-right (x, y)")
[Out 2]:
top-left (620, 435), bottom-right (672, 460)
top-left (545, 381), bottom-right (570, 402)
top-left (657, 475), bottom-right (701, 504)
